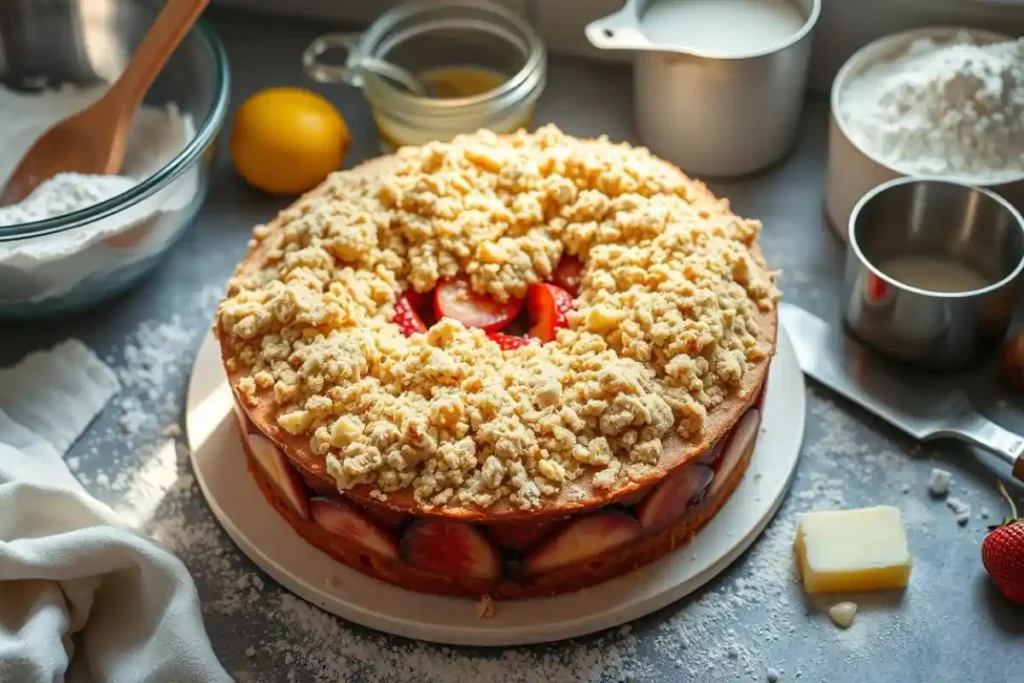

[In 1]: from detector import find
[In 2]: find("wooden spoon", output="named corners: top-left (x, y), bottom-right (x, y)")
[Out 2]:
top-left (0, 0), bottom-right (209, 206)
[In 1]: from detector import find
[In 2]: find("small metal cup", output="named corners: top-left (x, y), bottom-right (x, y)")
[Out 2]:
top-left (841, 177), bottom-right (1024, 371)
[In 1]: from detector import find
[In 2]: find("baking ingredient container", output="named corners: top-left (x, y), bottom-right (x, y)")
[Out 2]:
top-left (0, 0), bottom-right (229, 320)
top-left (841, 177), bottom-right (1024, 371)
top-left (303, 0), bottom-right (546, 151)
top-left (825, 26), bottom-right (1024, 241)
top-left (585, 0), bottom-right (820, 178)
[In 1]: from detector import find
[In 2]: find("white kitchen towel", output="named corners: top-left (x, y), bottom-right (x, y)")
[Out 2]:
top-left (0, 339), bottom-right (233, 683)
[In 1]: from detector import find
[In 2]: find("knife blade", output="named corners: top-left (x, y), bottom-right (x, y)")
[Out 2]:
top-left (779, 303), bottom-right (1024, 481)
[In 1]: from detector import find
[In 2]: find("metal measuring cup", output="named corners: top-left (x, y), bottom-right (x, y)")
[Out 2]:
top-left (841, 177), bottom-right (1024, 372)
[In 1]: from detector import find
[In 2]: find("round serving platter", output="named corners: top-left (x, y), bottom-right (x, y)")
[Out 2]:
top-left (185, 328), bottom-right (805, 646)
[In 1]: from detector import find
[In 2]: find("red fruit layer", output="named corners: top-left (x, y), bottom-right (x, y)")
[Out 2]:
top-left (552, 257), bottom-right (583, 296)
top-left (527, 283), bottom-right (574, 342)
top-left (393, 291), bottom-right (428, 336)
top-left (487, 519), bottom-right (557, 551)
top-left (435, 278), bottom-right (523, 332)
top-left (245, 433), bottom-right (309, 520)
top-left (488, 332), bottom-right (531, 351)
top-left (525, 511), bottom-right (643, 575)
top-left (401, 519), bottom-right (502, 581)
top-left (310, 498), bottom-right (400, 560)
top-left (636, 464), bottom-right (714, 531)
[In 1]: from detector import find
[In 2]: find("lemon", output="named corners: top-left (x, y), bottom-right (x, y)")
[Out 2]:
top-left (229, 87), bottom-right (350, 195)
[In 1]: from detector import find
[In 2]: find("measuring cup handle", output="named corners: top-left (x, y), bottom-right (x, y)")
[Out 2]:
top-left (302, 32), bottom-right (363, 85)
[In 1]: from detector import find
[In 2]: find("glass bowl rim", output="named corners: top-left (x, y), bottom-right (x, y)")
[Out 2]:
top-left (0, 14), bottom-right (230, 243)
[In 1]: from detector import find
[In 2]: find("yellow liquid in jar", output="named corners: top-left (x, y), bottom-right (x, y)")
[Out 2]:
top-left (417, 65), bottom-right (507, 98)
top-left (374, 65), bottom-right (535, 150)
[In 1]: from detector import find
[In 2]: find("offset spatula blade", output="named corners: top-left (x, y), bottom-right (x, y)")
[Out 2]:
top-left (779, 303), bottom-right (1024, 482)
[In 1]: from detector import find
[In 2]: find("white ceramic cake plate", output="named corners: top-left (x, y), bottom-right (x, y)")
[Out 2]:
top-left (186, 329), bottom-right (805, 646)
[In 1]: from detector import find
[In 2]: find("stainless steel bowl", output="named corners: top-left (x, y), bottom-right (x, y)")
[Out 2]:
top-left (0, 0), bottom-right (229, 319)
top-left (841, 177), bottom-right (1024, 371)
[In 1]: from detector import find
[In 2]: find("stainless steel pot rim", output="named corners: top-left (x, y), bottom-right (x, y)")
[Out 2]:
top-left (587, 0), bottom-right (821, 62)
top-left (830, 25), bottom-right (1024, 186)
top-left (847, 175), bottom-right (1024, 300)
top-left (0, 14), bottom-right (230, 243)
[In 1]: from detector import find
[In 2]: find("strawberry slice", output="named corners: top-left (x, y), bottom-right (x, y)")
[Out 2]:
top-left (393, 291), bottom-right (428, 336)
top-left (403, 289), bottom-right (430, 312)
top-left (636, 464), bottom-right (714, 530)
top-left (525, 511), bottom-right (642, 575)
top-left (401, 519), bottom-right (501, 580)
top-left (527, 283), bottom-right (574, 342)
top-left (488, 332), bottom-right (530, 351)
top-left (352, 500), bottom-right (409, 531)
top-left (616, 485), bottom-right (651, 507)
top-left (434, 278), bottom-right (523, 332)
top-left (707, 408), bottom-right (760, 500)
top-left (232, 399), bottom-right (250, 434)
top-left (696, 439), bottom-right (725, 467)
top-left (310, 498), bottom-right (400, 560)
top-left (552, 257), bottom-right (584, 296)
top-left (487, 519), bottom-right (555, 551)
top-left (246, 433), bottom-right (309, 519)
top-left (297, 468), bottom-right (338, 496)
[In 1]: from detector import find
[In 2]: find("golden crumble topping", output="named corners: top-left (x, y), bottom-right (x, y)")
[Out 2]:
top-left (216, 125), bottom-right (778, 510)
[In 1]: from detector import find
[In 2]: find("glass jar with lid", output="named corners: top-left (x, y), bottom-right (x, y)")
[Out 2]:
top-left (303, 0), bottom-right (547, 152)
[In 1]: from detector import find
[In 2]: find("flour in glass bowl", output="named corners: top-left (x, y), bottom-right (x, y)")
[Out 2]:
top-left (0, 83), bottom-right (198, 303)
top-left (839, 32), bottom-right (1024, 182)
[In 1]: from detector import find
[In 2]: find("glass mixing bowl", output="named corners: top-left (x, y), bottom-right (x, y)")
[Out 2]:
top-left (0, 0), bottom-right (229, 319)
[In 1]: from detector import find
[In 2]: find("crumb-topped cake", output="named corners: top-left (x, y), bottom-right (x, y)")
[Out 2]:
top-left (216, 125), bottom-right (779, 598)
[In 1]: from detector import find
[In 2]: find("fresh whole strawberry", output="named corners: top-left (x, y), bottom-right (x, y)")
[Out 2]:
top-left (393, 291), bottom-right (427, 336)
top-left (981, 482), bottom-right (1024, 604)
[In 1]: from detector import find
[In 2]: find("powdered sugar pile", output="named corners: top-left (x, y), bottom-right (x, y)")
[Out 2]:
top-left (840, 32), bottom-right (1024, 181)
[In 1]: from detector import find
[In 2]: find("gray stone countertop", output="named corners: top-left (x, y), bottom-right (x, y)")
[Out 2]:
top-left (1, 9), bottom-right (1020, 683)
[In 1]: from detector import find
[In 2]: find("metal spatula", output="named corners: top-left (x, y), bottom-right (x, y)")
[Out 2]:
top-left (780, 303), bottom-right (1024, 482)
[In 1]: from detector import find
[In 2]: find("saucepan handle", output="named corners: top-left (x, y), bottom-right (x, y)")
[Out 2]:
top-left (584, 0), bottom-right (650, 52)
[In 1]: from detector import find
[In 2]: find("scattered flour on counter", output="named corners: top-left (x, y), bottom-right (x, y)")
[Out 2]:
top-left (839, 32), bottom-right (1024, 181)
top-left (946, 497), bottom-right (971, 526)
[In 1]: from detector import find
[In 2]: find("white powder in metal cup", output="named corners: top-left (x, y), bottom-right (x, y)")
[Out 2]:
top-left (839, 32), bottom-right (1024, 182)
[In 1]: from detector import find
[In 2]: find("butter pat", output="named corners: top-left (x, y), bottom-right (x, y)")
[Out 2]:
top-left (795, 506), bottom-right (912, 594)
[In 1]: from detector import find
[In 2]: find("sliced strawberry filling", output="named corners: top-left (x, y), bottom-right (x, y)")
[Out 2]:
top-left (527, 283), bottom-right (574, 342)
top-left (393, 291), bottom-right (428, 336)
top-left (435, 278), bottom-right (523, 332)
top-left (552, 257), bottom-right (583, 296)
top-left (488, 332), bottom-right (531, 351)
top-left (401, 519), bottom-right (501, 581)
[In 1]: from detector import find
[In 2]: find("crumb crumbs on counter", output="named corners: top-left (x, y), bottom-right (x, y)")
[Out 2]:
top-left (476, 595), bottom-right (495, 619)
top-left (928, 468), bottom-right (952, 497)
top-left (946, 497), bottom-right (971, 525)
